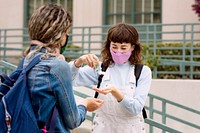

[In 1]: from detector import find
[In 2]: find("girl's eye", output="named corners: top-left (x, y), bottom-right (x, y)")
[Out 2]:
top-left (112, 47), bottom-right (117, 49)
top-left (121, 48), bottom-right (126, 50)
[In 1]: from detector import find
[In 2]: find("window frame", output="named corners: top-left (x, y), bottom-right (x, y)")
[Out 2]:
top-left (103, 0), bottom-right (162, 25)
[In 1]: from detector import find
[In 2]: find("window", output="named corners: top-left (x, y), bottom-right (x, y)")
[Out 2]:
top-left (24, 0), bottom-right (72, 27)
top-left (104, 0), bottom-right (162, 25)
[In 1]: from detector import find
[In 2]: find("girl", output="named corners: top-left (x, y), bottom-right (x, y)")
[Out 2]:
top-left (69, 23), bottom-right (152, 133)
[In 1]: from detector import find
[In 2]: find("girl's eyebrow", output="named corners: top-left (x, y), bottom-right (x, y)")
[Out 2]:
top-left (111, 43), bottom-right (117, 46)
top-left (121, 44), bottom-right (128, 47)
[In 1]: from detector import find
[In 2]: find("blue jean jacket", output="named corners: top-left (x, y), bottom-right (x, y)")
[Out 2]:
top-left (24, 52), bottom-right (86, 133)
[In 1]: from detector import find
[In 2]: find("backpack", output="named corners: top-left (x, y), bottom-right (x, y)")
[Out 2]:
top-left (0, 55), bottom-right (57, 133)
top-left (94, 63), bottom-right (147, 119)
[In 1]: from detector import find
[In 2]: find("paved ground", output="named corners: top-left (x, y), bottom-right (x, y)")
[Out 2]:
top-left (71, 86), bottom-right (94, 133)
top-left (71, 120), bottom-right (92, 133)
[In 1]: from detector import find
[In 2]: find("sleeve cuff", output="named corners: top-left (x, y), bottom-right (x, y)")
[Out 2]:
top-left (69, 60), bottom-right (80, 77)
top-left (118, 95), bottom-right (129, 106)
top-left (77, 104), bottom-right (87, 119)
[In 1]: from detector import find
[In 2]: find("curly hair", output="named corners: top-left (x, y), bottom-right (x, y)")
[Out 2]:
top-left (24, 3), bottom-right (72, 56)
top-left (101, 23), bottom-right (143, 66)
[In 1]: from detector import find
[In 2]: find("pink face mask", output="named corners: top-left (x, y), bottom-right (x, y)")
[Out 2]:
top-left (110, 47), bottom-right (132, 64)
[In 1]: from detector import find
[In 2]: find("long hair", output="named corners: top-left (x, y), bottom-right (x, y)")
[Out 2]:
top-left (101, 23), bottom-right (143, 66)
top-left (24, 3), bottom-right (72, 56)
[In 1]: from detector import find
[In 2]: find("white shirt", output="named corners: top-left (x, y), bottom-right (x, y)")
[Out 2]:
top-left (69, 61), bottom-right (152, 115)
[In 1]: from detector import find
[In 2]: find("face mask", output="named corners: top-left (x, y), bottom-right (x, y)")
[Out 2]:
top-left (60, 35), bottom-right (69, 54)
top-left (110, 47), bottom-right (132, 64)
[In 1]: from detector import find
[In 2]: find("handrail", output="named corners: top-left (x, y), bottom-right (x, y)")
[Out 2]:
top-left (0, 60), bottom-right (17, 74)
top-left (73, 88), bottom-right (183, 132)
top-left (0, 60), bottom-right (17, 69)
top-left (74, 86), bottom-right (200, 132)
top-left (145, 118), bottom-right (182, 133)
top-left (0, 61), bottom-right (200, 133)
top-left (147, 93), bottom-right (200, 132)
top-left (1, 23), bottom-right (200, 79)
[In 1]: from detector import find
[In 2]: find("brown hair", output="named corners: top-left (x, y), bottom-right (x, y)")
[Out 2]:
top-left (101, 23), bottom-right (143, 66)
top-left (24, 3), bottom-right (72, 56)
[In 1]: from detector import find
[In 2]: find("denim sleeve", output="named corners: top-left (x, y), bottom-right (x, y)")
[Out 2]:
top-left (50, 59), bottom-right (87, 129)
top-left (119, 65), bottom-right (152, 115)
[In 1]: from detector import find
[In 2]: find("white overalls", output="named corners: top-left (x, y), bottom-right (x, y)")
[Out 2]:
top-left (92, 66), bottom-right (146, 133)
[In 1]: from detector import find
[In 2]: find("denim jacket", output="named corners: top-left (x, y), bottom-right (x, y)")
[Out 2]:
top-left (24, 52), bottom-right (86, 133)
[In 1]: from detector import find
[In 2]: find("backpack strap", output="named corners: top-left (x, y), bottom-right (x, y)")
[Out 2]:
top-left (135, 64), bottom-right (147, 119)
top-left (23, 54), bottom-right (42, 73)
top-left (0, 58), bottom-right (26, 97)
top-left (0, 57), bottom-right (25, 87)
top-left (135, 64), bottom-right (143, 86)
top-left (17, 57), bottom-right (25, 70)
top-left (45, 106), bottom-right (58, 132)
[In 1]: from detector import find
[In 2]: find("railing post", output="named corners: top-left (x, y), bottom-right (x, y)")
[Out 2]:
top-left (145, 25), bottom-right (149, 59)
top-left (88, 27), bottom-right (91, 53)
top-left (81, 27), bottom-right (85, 55)
top-left (149, 95), bottom-right (154, 133)
top-left (182, 24), bottom-right (186, 79)
top-left (153, 25), bottom-right (157, 78)
top-left (3, 30), bottom-right (7, 61)
top-left (162, 101), bottom-right (166, 133)
top-left (190, 24), bottom-right (194, 79)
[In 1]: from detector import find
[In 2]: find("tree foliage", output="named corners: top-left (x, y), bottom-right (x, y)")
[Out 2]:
top-left (192, 0), bottom-right (200, 21)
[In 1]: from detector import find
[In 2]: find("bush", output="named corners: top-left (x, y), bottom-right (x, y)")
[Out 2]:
top-left (143, 42), bottom-right (200, 79)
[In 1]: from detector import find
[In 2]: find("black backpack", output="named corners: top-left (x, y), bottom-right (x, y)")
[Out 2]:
top-left (94, 64), bottom-right (147, 119)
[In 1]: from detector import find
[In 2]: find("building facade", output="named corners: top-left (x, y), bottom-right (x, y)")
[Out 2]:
top-left (0, 0), bottom-right (199, 29)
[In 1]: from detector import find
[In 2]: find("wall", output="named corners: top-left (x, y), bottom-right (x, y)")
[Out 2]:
top-left (0, 0), bottom-right (23, 29)
top-left (72, 0), bottom-right (103, 53)
top-left (147, 79), bottom-right (200, 132)
top-left (162, 0), bottom-right (200, 41)
top-left (73, 0), bottom-right (103, 27)
top-left (0, 0), bottom-right (199, 28)
top-left (74, 79), bottom-right (200, 132)
top-left (0, 0), bottom-right (24, 62)
top-left (162, 0), bottom-right (199, 24)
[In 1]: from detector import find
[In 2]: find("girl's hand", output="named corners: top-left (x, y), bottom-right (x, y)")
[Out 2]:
top-left (93, 87), bottom-right (113, 95)
top-left (75, 54), bottom-right (99, 68)
top-left (93, 85), bottom-right (124, 102)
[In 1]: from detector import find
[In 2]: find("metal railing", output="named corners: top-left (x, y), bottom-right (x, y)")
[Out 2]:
top-left (0, 60), bottom-right (17, 74)
top-left (0, 23), bottom-right (200, 79)
top-left (146, 93), bottom-right (200, 133)
top-left (1, 62), bottom-right (200, 133)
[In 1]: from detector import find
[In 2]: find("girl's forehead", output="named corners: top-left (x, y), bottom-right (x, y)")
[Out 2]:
top-left (110, 42), bottom-right (131, 46)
